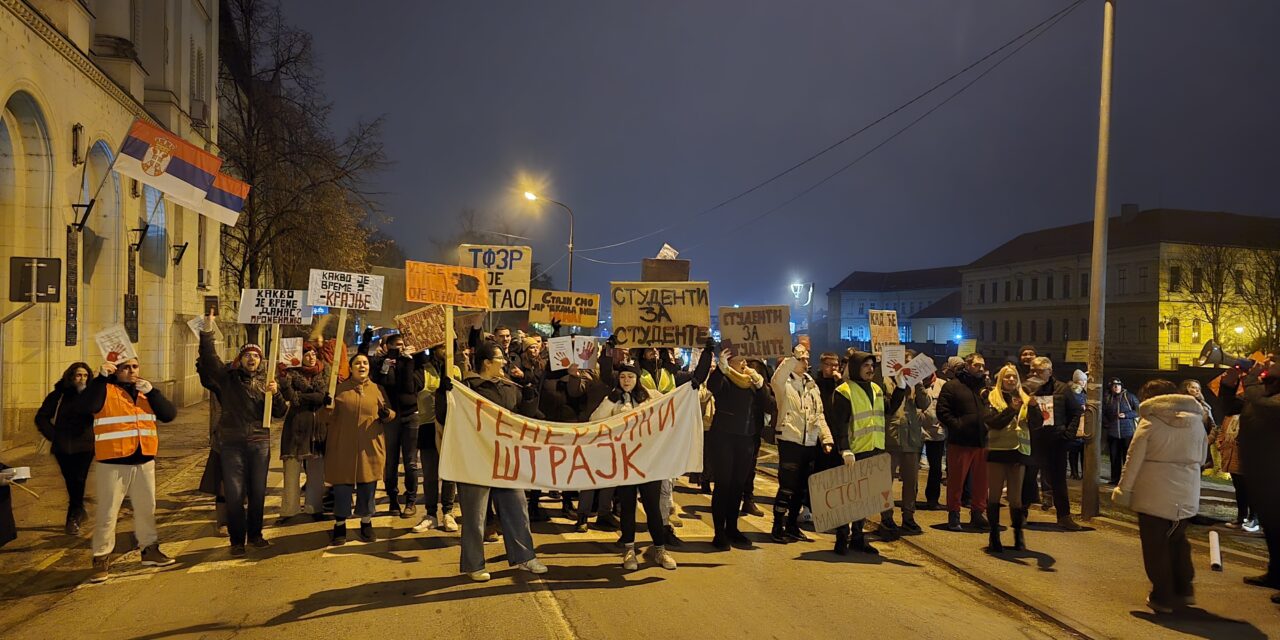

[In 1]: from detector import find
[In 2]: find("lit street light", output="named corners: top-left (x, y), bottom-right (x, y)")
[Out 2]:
top-left (524, 191), bottom-right (576, 291)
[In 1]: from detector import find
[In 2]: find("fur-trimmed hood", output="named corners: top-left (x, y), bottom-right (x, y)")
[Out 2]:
top-left (1138, 394), bottom-right (1203, 429)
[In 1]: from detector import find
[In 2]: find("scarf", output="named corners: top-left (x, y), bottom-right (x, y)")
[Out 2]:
top-left (720, 358), bottom-right (762, 390)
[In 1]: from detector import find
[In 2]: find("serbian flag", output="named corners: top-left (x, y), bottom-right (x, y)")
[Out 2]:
top-left (114, 119), bottom-right (222, 207)
top-left (196, 171), bottom-right (251, 226)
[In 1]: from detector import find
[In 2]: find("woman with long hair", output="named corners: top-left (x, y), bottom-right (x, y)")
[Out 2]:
top-left (437, 342), bottom-right (548, 582)
top-left (35, 362), bottom-right (95, 535)
top-left (280, 342), bottom-right (330, 521)
top-left (983, 364), bottom-right (1041, 553)
top-left (322, 353), bottom-right (396, 546)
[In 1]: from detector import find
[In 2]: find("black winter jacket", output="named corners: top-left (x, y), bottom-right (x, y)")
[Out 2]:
top-left (35, 382), bottom-right (94, 455)
top-left (937, 371), bottom-right (989, 448)
top-left (198, 332), bottom-right (285, 444)
top-left (1222, 376), bottom-right (1280, 486)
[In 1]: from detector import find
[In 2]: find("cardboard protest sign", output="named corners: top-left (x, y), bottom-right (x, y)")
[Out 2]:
top-left (279, 337), bottom-right (304, 367)
top-left (528, 289), bottom-right (600, 327)
top-left (405, 260), bottom-right (490, 308)
top-left (548, 336), bottom-right (601, 371)
top-left (94, 324), bottom-right (138, 363)
top-left (868, 310), bottom-right (898, 356)
top-left (880, 345), bottom-right (907, 381)
top-left (807, 453), bottom-right (894, 533)
top-left (394, 304), bottom-right (479, 350)
top-left (718, 305), bottom-right (791, 359)
top-left (457, 244), bottom-right (532, 310)
top-left (307, 269), bottom-right (384, 311)
top-left (440, 382), bottom-right (704, 490)
top-left (236, 289), bottom-right (313, 325)
top-left (610, 281), bottom-right (711, 348)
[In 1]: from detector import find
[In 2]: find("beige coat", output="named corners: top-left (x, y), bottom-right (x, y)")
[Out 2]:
top-left (322, 377), bottom-right (395, 485)
top-left (1113, 394), bottom-right (1207, 522)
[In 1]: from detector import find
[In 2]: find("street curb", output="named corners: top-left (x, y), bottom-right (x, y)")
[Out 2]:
top-left (754, 461), bottom-right (1095, 640)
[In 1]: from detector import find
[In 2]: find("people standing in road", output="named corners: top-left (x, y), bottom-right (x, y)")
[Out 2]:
top-left (280, 342), bottom-right (330, 521)
top-left (1181, 379), bottom-right (1218, 469)
top-left (920, 372), bottom-right (947, 510)
top-left (983, 364), bottom-right (1040, 553)
top-left (937, 353), bottom-right (991, 533)
top-left (828, 350), bottom-right (891, 555)
top-left (1221, 361), bottom-right (1280, 604)
top-left (74, 356), bottom-right (178, 582)
top-left (741, 358), bottom-right (775, 519)
top-left (198, 312), bottom-right (286, 556)
top-left (884, 363), bottom-right (930, 536)
top-left (1211, 412), bottom-right (1257, 533)
top-left (411, 346), bottom-right (461, 534)
top-left (1065, 370), bottom-right (1088, 480)
top-left (35, 362), bottom-right (95, 535)
top-left (436, 342), bottom-right (548, 581)
top-left (1112, 379), bottom-right (1207, 614)
top-left (591, 363), bottom-right (678, 571)
top-left (704, 341), bottom-right (768, 551)
top-left (770, 354), bottom-right (834, 543)
top-left (1025, 357), bottom-right (1083, 530)
top-left (322, 353), bottom-right (396, 546)
top-left (361, 330), bottom-right (425, 518)
top-left (1104, 378), bottom-right (1139, 484)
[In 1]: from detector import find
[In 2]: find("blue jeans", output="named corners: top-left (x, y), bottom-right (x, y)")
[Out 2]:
top-left (333, 482), bottom-right (377, 521)
top-left (220, 439), bottom-right (271, 546)
top-left (458, 483), bottom-right (535, 573)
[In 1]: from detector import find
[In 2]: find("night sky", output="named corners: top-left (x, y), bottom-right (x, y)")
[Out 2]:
top-left (284, 1), bottom-right (1280, 312)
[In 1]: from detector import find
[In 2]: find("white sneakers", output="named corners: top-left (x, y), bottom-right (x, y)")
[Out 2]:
top-left (441, 513), bottom-right (459, 532)
top-left (622, 547), bottom-right (639, 570)
top-left (519, 558), bottom-right (548, 574)
top-left (412, 515), bottom-right (438, 533)
top-left (1242, 518), bottom-right (1261, 533)
top-left (468, 570), bottom-right (491, 582)
top-left (649, 546), bottom-right (678, 570)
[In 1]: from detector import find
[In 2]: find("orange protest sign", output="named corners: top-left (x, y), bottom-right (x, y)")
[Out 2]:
top-left (405, 260), bottom-right (490, 308)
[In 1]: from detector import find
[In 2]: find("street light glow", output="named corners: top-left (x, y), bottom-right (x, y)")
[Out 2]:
top-left (1234, 325), bottom-right (1245, 335)
top-left (524, 191), bottom-right (538, 201)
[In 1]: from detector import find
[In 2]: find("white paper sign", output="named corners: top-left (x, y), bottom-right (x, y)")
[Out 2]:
top-left (186, 316), bottom-right (225, 340)
top-left (901, 353), bottom-right (938, 387)
top-left (237, 289), bottom-right (313, 325)
top-left (1038, 396), bottom-right (1055, 427)
top-left (548, 336), bottom-right (573, 371)
top-left (656, 243), bottom-right (680, 260)
top-left (880, 345), bottom-right (907, 380)
top-left (279, 337), bottom-right (304, 367)
top-left (547, 336), bottom-right (601, 371)
top-left (307, 269), bottom-right (385, 311)
top-left (94, 325), bottom-right (138, 363)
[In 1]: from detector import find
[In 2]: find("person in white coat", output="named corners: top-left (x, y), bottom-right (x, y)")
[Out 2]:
top-left (1112, 379), bottom-right (1208, 614)
top-left (769, 356), bottom-right (833, 544)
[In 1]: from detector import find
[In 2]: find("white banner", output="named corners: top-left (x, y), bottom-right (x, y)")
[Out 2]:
top-left (807, 453), bottom-right (894, 533)
top-left (441, 382), bottom-right (705, 490)
top-left (307, 269), bottom-right (385, 311)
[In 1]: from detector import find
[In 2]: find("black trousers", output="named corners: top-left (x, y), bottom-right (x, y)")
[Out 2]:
top-left (1137, 513), bottom-right (1194, 604)
top-left (1024, 436), bottom-right (1070, 516)
top-left (923, 440), bottom-right (945, 505)
top-left (1109, 436), bottom-right (1133, 484)
top-left (707, 432), bottom-right (756, 536)
top-left (53, 449), bottom-right (94, 518)
top-left (742, 434), bottom-right (762, 505)
top-left (1231, 473), bottom-right (1254, 523)
top-left (1252, 476), bottom-right (1279, 579)
top-left (775, 440), bottom-right (821, 526)
top-left (618, 481), bottom-right (666, 546)
top-left (833, 450), bottom-right (888, 539)
top-left (383, 415), bottom-right (420, 503)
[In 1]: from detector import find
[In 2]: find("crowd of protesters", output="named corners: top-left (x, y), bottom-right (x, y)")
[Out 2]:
top-left (5, 315), bottom-right (1277, 611)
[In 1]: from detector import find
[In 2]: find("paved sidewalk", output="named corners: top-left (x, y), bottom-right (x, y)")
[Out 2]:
top-left (0, 401), bottom-right (214, 598)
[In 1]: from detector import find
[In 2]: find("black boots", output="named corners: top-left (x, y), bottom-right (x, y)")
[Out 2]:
top-left (771, 518), bottom-right (789, 543)
top-left (834, 526), bottom-right (849, 555)
top-left (985, 506), bottom-right (1003, 554)
top-left (946, 511), bottom-right (962, 531)
top-left (1011, 507), bottom-right (1027, 551)
top-left (970, 508), bottom-right (990, 531)
top-left (849, 523), bottom-right (879, 555)
top-left (331, 523), bottom-right (347, 546)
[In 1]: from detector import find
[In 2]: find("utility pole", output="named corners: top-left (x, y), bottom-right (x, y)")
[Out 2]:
top-left (1082, 0), bottom-right (1116, 520)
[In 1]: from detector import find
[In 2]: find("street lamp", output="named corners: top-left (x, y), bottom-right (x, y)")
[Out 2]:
top-left (790, 281), bottom-right (814, 339)
top-left (525, 191), bottom-right (575, 291)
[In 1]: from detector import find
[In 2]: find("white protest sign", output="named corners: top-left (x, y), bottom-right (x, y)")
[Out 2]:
top-left (458, 244), bottom-right (533, 311)
top-left (547, 336), bottom-right (574, 371)
top-left (807, 453), bottom-right (894, 533)
top-left (236, 289), bottom-right (313, 325)
top-left (1038, 396), bottom-right (1055, 427)
top-left (880, 345), bottom-right (907, 381)
top-left (656, 243), bottom-right (680, 260)
top-left (441, 382), bottom-right (705, 490)
top-left (307, 269), bottom-right (385, 311)
top-left (279, 337), bottom-right (304, 368)
top-left (572, 336), bottom-right (601, 371)
top-left (186, 316), bottom-right (224, 340)
top-left (547, 336), bottom-right (602, 372)
top-left (902, 353), bottom-right (938, 387)
top-left (94, 325), bottom-right (138, 363)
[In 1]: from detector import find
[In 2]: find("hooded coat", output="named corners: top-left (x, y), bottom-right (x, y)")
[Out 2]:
top-left (1112, 394), bottom-right (1207, 522)
top-left (828, 350), bottom-right (900, 453)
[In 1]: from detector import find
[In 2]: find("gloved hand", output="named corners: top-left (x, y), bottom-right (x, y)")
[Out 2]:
top-left (99, 361), bottom-right (117, 378)
top-left (704, 337), bottom-right (717, 354)
top-left (323, 393), bottom-right (333, 407)
top-left (439, 376), bottom-right (453, 392)
top-left (377, 405), bottom-right (391, 422)
top-left (897, 375), bottom-right (908, 390)
top-left (135, 379), bottom-right (153, 394)
top-left (521, 383), bottom-right (538, 403)
top-left (606, 334), bottom-right (619, 349)
top-left (551, 319), bottom-right (562, 334)
top-left (841, 451), bottom-right (856, 467)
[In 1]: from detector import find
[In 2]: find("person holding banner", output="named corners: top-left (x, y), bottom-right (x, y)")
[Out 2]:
top-left (74, 355), bottom-right (179, 582)
top-left (704, 341), bottom-right (767, 551)
top-left (280, 342), bottom-right (331, 521)
top-left (590, 363), bottom-right (678, 571)
top-left (322, 354), bottom-right (396, 545)
top-left (198, 314), bottom-right (287, 556)
top-left (828, 350), bottom-right (895, 555)
top-left (411, 347), bottom-right (462, 534)
top-left (360, 330), bottom-right (426, 518)
top-left (983, 364), bottom-right (1041, 553)
top-left (769, 355), bottom-right (834, 544)
top-left (436, 342), bottom-right (548, 582)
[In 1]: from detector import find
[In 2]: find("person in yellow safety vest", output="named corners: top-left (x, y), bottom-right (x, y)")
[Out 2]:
top-left (632, 346), bottom-right (677, 395)
top-left (73, 357), bottom-right (178, 583)
top-left (411, 345), bottom-right (463, 534)
top-left (828, 349), bottom-right (902, 556)
top-left (983, 364), bottom-right (1042, 554)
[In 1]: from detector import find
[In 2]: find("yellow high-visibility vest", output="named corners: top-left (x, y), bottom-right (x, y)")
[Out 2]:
top-left (836, 381), bottom-right (884, 454)
top-left (641, 368), bottom-right (675, 394)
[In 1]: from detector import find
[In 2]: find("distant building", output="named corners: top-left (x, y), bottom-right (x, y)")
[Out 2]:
top-left (1, 0), bottom-right (221, 445)
top-left (909, 291), bottom-right (964, 345)
top-left (961, 207), bottom-right (1280, 369)
top-left (826, 267), bottom-right (962, 346)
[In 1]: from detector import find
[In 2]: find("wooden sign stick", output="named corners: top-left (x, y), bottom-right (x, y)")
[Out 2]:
top-left (327, 307), bottom-right (348, 405)
top-left (445, 305), bottom-right (455, 380)
top-left (263, 324), bottom-right (281, 425)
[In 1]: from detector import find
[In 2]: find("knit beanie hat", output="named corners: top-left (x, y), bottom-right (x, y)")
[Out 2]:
top-left (238, 343), bottom-right (264, 361)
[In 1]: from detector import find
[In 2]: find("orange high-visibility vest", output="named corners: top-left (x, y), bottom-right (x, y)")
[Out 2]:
top-left (92, 384), bottom-right (159, 461)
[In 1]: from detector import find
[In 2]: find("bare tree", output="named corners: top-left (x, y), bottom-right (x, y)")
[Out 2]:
top-left (1165, 243), bottom-right (1241, 348)
top-left (1238, 248), bottom-right (1280, 353)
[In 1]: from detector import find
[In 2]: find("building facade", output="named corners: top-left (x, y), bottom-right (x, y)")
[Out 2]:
top-left (961, 208), bottom-right (1280, 369)
top-left (1, 0), bottom-right (220, 446)
top-left (826, 266), bottom-right (961, 346)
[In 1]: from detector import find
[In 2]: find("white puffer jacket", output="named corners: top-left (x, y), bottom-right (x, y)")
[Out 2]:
top-left (770, 358), bottom-right (833, 447)
top-left (1112, 394), bottom-right (1207, 522)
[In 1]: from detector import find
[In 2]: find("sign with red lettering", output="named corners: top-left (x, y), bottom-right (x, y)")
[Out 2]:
top-left (307, 269), bottom-right (384, 311)
top-left (806, 453), bottom-right (894, 533)
top-left (440, 382), bottom-right (705, 490)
